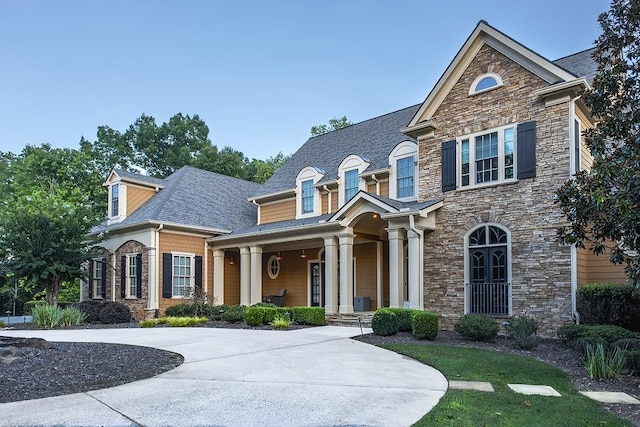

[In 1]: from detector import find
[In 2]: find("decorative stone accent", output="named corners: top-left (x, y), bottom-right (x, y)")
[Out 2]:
top-left (114, 240), bottom-right (149, 319)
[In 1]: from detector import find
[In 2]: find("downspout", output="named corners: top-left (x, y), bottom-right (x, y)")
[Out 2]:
top-left (251, 199), bottom-right (260, 225)
top-left (154, 224), bottom-right (163, 313)
top-left (409, 214), bottom-right (425, 309)
top-left (371, 174), bottom-right (380, 195)
top-left (323, 185), bottom-right (331, 213)
top-left (569, 95), bottom-right (582, 324)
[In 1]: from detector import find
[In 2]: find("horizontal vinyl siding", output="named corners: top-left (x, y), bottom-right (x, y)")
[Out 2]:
top-left (586, 249), bottom-right (626, 284)
top-left (223, 262), bottom-right (240, 305)
top-left (576, 247), bottom-right (589, 286)
top-left (262, 249), bottom-right (313, 307)
top-left (379, 180), bottom-right (389, 198)
top-left (330, 192), bottom-right (338, 213)
top-left (321, 193), bottom-right (329, 215)
top-left (354, 242), bottom-right (378, 308)
top-left (260, 198), bottom-right (296, 224)
top-left (126, 186), bottom-right (156, 216)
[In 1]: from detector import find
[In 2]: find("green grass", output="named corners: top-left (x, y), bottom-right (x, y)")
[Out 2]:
top-left (382, 344), bottom-right (633, 427)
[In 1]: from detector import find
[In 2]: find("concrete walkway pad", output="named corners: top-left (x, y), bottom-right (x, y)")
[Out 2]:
top-left (580, 391), bottom-right (640, 404)
top-left (508, 384), bottom-right (561, 397)
top-left (449, 380), bottom-right (494, 392)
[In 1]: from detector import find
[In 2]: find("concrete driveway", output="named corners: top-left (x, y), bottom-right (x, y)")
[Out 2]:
top-left (1, 326), bottom-right (447, 427)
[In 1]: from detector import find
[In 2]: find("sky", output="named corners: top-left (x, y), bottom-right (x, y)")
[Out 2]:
top-left (0, 0), bottom-right (610, 161)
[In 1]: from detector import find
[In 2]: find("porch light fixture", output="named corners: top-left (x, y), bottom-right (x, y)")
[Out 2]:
top-left (276, 252), bottom-right (282, 261)
top-left (300, 249), bottom-right (307, 259)
top-left (228, 256), bottom-right (235, 265)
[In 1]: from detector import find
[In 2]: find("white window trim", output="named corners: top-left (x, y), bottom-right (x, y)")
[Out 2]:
top-left (125, 254), bottom-right (138, 299)
top-left (92, 259), bottom-right (103, 299)
top-left (457, 124), bottom-right (517, 190)
top-left (571, 117), bottom-right (582, 175)
top-left (171, 252), bottom-right (195, 298)
top-left (389, 141), bottom-right (418, 201)
top-left (469, 72), bottom-right (504, 96)
top-left (295, 167), bottom-right (324, 219)
top-left (267, 255), bottom-right (280, 280)
top-left (463, 223), bottom-right (512, 316)
top-left (338, 155), bottom-right (369, 207)
top-left (107, 180), bottom-right (127, 225)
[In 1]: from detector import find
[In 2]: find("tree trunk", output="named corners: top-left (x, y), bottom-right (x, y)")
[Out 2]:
top-left (46, 277), bottom-right (62, 306)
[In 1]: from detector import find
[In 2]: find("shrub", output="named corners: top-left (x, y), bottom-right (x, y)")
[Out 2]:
top-left (60, 306), bottom-right (87, 327)
top-left (32, 304), bottom-right (64, 329)
top-left (209, 304), bottom-right (229, 321)
top-left (577, 283), bottom-right (640, 331)
top-left (24, 300), bottom-right (46, 314)
top-left (99, 302), bottom-right (132, 324)
top-left (558, 324), bottom-right (640, 351)
top-left (140, 316), bottom-right (207, 328)
top-left (271, 313), bottom-right (291, 329)
top-left (454, 314), bottom-right (500, 341)
top-left (220, 305), bottom-right (246, 323)
top-left (263, 307), bottom-right (282, 324)
top-left (585, 342), bottom-right (626, 379)
top-left (292, 307), bottom-right (326, 325)
top-left (411, 311), bottom-right (439, 340)
top-left (624, 350), bottom-right (640, 375)
top-left (244, 306), bottom-right (266, 326)
top-left (165, 304), bottom-right (193, 317)
top-left (76, 301), bottom-right (102, 322)
top-left (388, 308), bottom-right (418, 332)
top-left (372, 308), bottom-right (399, 336)
top-left (252, 302), bottom-right (278, 308)
top-left (0, 320), bottom-right (3, 328)
top-left (505, 316), bottom-right (539, 349)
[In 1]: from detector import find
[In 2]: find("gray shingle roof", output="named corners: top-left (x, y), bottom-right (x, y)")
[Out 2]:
top-left (113, 168), bottom-right (165, 186)
top-left (94, 166), bottom-right (261, 234)
top-left (553, 48), bottom-right (598, 83)
top-left (253, 105), bottom-right (420, 198)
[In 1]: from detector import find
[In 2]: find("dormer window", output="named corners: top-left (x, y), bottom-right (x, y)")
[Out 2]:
top-left (338, 155), bottom-right (369, 206)
top-left (344, 169), bottom-right (359, 201)
top-left (389, 141), bottom-right (418, 201)
top-left (111, 184), bottom-right (120, 217)
top-left (469, 73), bottom-right (503, 95)
top-left (296, 167), bottom-right (324, 218)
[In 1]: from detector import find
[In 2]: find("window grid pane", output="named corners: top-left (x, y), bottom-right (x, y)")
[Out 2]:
top-left (504, 128), bottom-right (514, 179)
top-left (461, 140), bottom-right (470, 187)
top-left (127, 255), bottom-right (137, 297)
top-left (397, 157), bottom-right (414, 198)
top-left (301, 180), bottom-right (314, 213)
top-left (111, 185), bottom-right (119, 216)
top-left (173, 255), bottom-right (192, 297)
top-left (475, 132), bottom-right (498, 184)
top-left (94, 261), bottom-right (103, 296)
top-left (344, 169), bottom-right (359, 201)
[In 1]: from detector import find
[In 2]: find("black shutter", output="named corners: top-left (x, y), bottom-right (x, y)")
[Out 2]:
top-left (100, 257), bottom-right (107, 298)
top-left (517, 121), bottom-right (537, 179)
top-left (136, 253), bottom-right (143, 299)
top-left (120, 255), bottom-right (126, 298)
top-left (194, 256), bottom-right (203, 294)
top-left (88, 260), bottom-right (94, 299)
top-left (162, 253), bottom-right (173, 298)
top-left (441, 139), bottom-right (457, 192)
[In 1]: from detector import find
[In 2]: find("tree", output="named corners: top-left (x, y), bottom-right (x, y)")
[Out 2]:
top-left (556, 0), bottom-right (640, 284)
top-left (310, 116), bottom-right (353, 136)
top-left (245, 152), bottom-right (291, 184)
top-left (0, 188), bottom-right (102, 305)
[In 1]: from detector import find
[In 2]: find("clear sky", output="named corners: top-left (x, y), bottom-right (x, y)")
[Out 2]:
top-left (0, 0), bottom-right (609, 161)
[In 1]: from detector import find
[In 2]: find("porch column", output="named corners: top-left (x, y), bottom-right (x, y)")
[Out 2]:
top-left (250, 245), bottom-right (263, 304)
top-left (213, 249), bottom-right (225, 305)
top-left (407, 229), bottom-right (422, 309)
top-left (376, 241), bottom-right (383, 309)
top-left (146, 249), bottom-right (157, 310)
top-left (240, 247), bottom-right (251, 306)
top-left (387, 227), bottom-right (405, 308)
top-left (339, 233), bottom-right (355, 314)
top-left (324, 236), bottom-right (338, 314)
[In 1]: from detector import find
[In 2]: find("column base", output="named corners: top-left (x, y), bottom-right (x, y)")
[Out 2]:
top-left (324, 305), bottom-right (338, 315)
top-left (339, 305), bottom-right (354, 314)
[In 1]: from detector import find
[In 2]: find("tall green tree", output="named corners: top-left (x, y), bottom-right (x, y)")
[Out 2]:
top-left (310, 116), bottom-right (353, 136)
top-left (0, 188), bottom-right (102, 305)
top-left (556, 0), bottom-right (640, 284)
top-left (245, 152), bottom-right (291, 184)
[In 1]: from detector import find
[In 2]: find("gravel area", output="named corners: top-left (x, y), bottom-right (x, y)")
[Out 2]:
top-left (355, 330), bottom-right (640, 426)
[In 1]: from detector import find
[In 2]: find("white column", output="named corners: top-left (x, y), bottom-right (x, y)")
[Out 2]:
top-left (376, 241), bottom-right (383, 309)
top-left (324, 236), bottom-right (338, 314)
top-left (387, 227), bottom-right (405, 308)
top-left (339, 233), bottom-right (354, 314)
top-left (213, 250), bottom-right (225, 305)
top-left (203, 242), bottom-right (209, 302)
top-left (147, 248), bottom-right (157, 310)
top-left (240, 247), bottom-right (251, 306)
top-left (407, 228), bottom-right (422, 309)
top-left (250, 245), bottom-right (263, 304)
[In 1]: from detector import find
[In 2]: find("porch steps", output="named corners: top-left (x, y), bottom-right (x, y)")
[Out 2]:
top-left (326, 312), bottom-right (374, 328)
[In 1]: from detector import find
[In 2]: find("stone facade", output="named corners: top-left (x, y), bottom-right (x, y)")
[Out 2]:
top-left (113, 240), bottom-right (149, 320)
top-left (419, 45), bottom-right (574, 336)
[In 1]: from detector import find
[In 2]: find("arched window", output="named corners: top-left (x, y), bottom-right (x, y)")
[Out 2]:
top-left (469, 73), bottom-right (503, 95)
top-left (296, 166), bottom-right (324, 218)
top-left (389, 141), bottom-right (418, 200)
top-left (267, 255), bottom-right (280, 279)
top-left (464, 224), bottom-right (511, 315)
top-left (338, 155), bottom-right (370, 207)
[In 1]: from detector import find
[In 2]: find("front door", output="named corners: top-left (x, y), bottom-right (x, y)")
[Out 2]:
top-left (310, 262), bottom-right (325, 307)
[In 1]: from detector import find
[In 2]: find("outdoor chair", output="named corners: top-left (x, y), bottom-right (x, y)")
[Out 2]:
top-left (264, 289), bottom-right (287, 307)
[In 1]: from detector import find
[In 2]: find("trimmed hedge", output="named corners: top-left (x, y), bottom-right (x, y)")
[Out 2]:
top-left (244, 306), bottom-right (265, 326)
top-left (557, 324), bottom-right (640, 349)
top-left (412, 311), bottom-right (439, 339)
top-left (577, 283), bottom-right (640, 331)
top-left (454, 314), bottom-right (500, 341)
top-left (98, 302), bottom-right (132, 324)
top-left (292, 307), bottom-right (325, 325)
top-left (220, 305), bottom-right (246, 323)
top-left (372, 308), bottom-right (399, 336)
top-left (387, 308), bottom-right (419, 332)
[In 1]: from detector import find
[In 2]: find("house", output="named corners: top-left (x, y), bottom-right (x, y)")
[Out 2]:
top-left (84, 21), bottom-right (625, 335)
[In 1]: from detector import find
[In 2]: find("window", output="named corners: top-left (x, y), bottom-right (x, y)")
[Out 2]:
top-left (396, 157), bottom-right (415, 198)
top-left (344, 169), bottom-right (359, 201)
top-left (460, 125), bottom-right (516, 188)
top-left (389, 141), bottom-right (418, 200)
top-left (465, 224), bottom-right (511, 316)
top-left (267, 255), bottom-right (280, 279)
top-left (111, 184), bottom-right (119, 217)
top-left (126, 254), bottom-right (138, 298)
top-left (302, 180), bottom-right (314, 214)
top-left (93, 260), bottom-right (103, 298)
top-left (173, 255), bottom-right (193, 297)
top-left (573, 118), bottom-right (581, 174)
top-left (469, 73), bottom-right (503, 95)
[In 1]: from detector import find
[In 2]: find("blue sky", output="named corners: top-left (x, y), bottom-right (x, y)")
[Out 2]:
top-left (0, 0), bottom-right (609, 161)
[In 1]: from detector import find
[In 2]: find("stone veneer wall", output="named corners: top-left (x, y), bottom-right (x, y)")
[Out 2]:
top-left (114, 240), bottom-right (149, 320)
top-left (82, 248), bottom-right (113, 302)
top-left (419, 44), bottom-right (574, 337)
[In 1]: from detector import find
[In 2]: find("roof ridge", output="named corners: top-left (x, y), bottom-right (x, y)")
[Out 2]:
top-left (178, 164), bottom-right (261, 187)
top-left (553, 47), bottom-right (596, 62)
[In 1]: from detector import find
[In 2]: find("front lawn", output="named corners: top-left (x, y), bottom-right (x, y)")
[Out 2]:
top-left (382, 344), bottom-right (632, 427)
